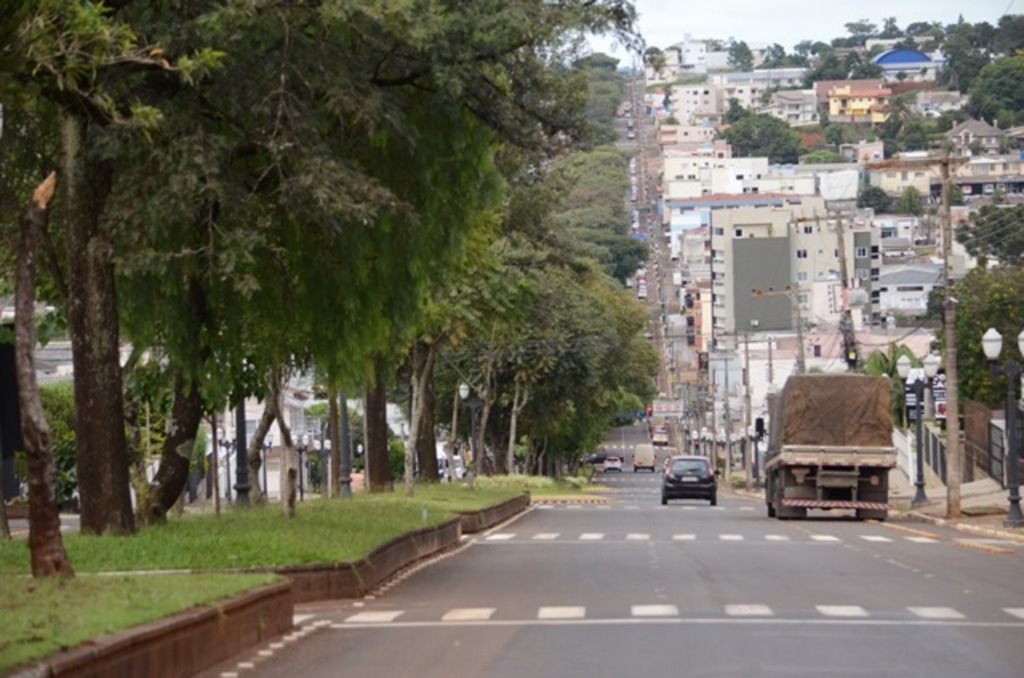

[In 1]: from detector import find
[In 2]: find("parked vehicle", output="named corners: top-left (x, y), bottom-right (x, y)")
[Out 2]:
top-left (633, 443), bottom-right (657, 472)
top-left (764, 374), bottom-right (896, 521)
top-left (603, 455), bottom-right (623, 472)
top-left (661, 455), bottom-right (717, 505)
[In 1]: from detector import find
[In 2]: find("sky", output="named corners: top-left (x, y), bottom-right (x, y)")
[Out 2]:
top-left (594, 0), bottom-right (1017, 62)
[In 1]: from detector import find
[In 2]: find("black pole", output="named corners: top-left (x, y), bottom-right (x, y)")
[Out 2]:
top-left (234, 401), bottom-right (250, 505)
top-left (1003, 361), bottom-right (1023, 527)
top-left (340, 392), bottom-right (352, 498)
top-left (912, 380), bottom-right (928, 506)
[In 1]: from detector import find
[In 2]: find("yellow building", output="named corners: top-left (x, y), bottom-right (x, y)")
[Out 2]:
top-left (827, 84), bottom-right (891, 124)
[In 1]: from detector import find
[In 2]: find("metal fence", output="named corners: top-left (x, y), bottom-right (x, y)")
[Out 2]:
top-left (925, 429), bottom-right (947, 485)
top-left (988, 421), bottom-right (1005, 488)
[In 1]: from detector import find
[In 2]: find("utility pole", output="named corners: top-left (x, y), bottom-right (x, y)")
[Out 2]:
top-left (867, 153), bottom-right (966, 518)
top-left (941, 155), bottom-right (962, 519)
top-left (723, 353), bottom-right (732, 483)
top-left (743, 333), bottom-right (752, 490)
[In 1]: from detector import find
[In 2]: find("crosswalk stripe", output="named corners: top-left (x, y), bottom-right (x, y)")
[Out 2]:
top-left (631, 604), bottom-right (679, 617)
top-left (905, 536), bottom-right (938, 543)
top-left (532, 533), bottom-right (559, 540)
top-left (1003, 608), bottom-right (1024, 619)
top-left (538, 606), bottom-right (586, 620)
top-left (811, 535), bottom-right (840, 542)
top-left (579, 533), bottom-right (604, 540)
top-left (765, 535), bottom-right (790, 541)
top-left (486, 533), bottom-right (515, 541)
top-left (860, 535), bottom-right (893, 543)
top-left (673, 534), bottom-right (696, 541)
top-left (627, 533), bottom-right (650, 540)
top-left (817, 605), bottom-right (868, 618)
top-left (442, 608), bottom-right (496, 622)
top-left (345, 611), bottom-right (404, 623)
top-left (725, 604), bottom-right (773, 617)
top-left (720, 534), bottom-right (744, 541)
top-left (908, 607), bottom-right (965, 620)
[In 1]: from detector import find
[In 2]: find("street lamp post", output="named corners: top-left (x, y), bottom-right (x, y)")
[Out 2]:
top-left (296, 436), bottom-right (306, 502)
top-left (897, 353), bottom-right (940, 507)
top-left (981, 328), bottom-right (1024, 528)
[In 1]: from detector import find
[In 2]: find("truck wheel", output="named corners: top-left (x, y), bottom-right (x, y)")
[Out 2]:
top-left (661, 494), bottom-right (668, 506)
top-left (856, 509), bottom-right (887, 521)
top-left (709, 493), bottom-right (717, 506)
top-left (767, 502), bottom-right (776, 518)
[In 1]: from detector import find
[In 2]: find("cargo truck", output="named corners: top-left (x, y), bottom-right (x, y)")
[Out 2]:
top-left (764, 374), bottom-right (896, 521)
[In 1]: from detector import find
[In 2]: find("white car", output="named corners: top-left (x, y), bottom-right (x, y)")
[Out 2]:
top-left (603, 455), bottom-right (623, 472)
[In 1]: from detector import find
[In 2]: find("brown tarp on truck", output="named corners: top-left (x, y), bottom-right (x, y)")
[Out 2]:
top-left (769, 374), bottom-right (893, 453)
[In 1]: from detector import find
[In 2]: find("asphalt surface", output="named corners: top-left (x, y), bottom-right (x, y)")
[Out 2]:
top-left (197, 427), bottom-right (1024, 678)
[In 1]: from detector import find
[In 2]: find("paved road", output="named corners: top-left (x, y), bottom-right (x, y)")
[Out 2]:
top-left (200, 433), bottom-right (1024, 677)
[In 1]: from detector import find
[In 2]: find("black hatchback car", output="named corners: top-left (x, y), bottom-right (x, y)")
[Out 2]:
top-left (661, 455), bottom-right (717, 506)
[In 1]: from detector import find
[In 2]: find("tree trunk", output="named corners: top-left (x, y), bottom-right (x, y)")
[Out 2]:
top-left (247, 400), bottom-right (276, 505)
top-left (415, 346), bottom-right (440, 483)
top-left (272, 374), bottom-right (297, 513)
top-left (15, 172), bottom-right (74, 577)
top-left (62, 114), bottom-right (135, 535)
top-left (328, 388), bottom-right (340, 497)
top-left (140, 375), bottom-right (203, 525)
top-left (507, 382), bottom-right (528, 474)
top-left (365, 360), bottom-right (390, 492)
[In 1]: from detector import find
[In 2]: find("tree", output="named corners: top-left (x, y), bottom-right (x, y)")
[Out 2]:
top-left (14, 171), bottom-right (74, 577)
top-left (967, 55), bottom-right (1024, 126)
top-left (857, 186), bottom-right (893, 213)
top-left (727, 41), bottom-right (754, 72)
top-left (947, 265), bottom-right (1024, 406)
top-left (723, 98), bottom-right (750, 124)
top-left (895, 186), bottom-right (924, 216)
top-left (956, 204), bottom-right (1024, 265)
top-left (719, 114), bottom-right (802, 164)
top-left (879, 17), bottom-right (903, 40)
top-left (845, 20), bottom-right (877, 45)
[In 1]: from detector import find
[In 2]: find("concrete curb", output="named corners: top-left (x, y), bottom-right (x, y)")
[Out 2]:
top-left (898, 510), bottom-right (1024, 544)
top-left (4, 494), bottom-right (532, 678)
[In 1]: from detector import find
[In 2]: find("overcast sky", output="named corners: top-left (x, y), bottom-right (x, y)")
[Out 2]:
top-left (595, 0), bottom-right (1016, 61)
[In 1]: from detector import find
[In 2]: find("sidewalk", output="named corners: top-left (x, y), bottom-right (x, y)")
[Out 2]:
top-left (889, 468), bottom-right (1024, 543)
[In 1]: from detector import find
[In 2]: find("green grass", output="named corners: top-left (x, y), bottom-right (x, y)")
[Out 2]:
top-left (0, 480), bottom-right (593, 671)
top-left (0, 485), bottom-right (529, 573)
top-left (0, 572), bottom-right (279, 670)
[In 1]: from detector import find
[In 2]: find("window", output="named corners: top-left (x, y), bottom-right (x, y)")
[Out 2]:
top-left (714, 227), bottom-right (724, 236)
top-left (803, 225), bottom-right (813, 234)
top-left (796, 271), bottom-right (808, 282)
top-left (796, 249), bottom-right (808, 259)
top-left (735, 228), bottom-right (743, 237)
top-left (856, 246), bottom-right (868, 258)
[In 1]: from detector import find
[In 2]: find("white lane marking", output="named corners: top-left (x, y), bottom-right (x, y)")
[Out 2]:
top-left (908, 607), bottom-right (965, 620)
top-left (442, 608), bottom-right (496, 622)
top-left (538, 606), bottom-right (586, 620)
top-left (536, 505), bottom-right (554, 510)
top-left (532, 533), bottom-right (559, 540)
top-left (627, 533), bottom-right (651, 541)
top-left (486, 533), bottom-right (515, 541)
top-left (579, 533), bottom-right (604, 540)
top-left (860, 535), bottom-right (893, 543)
top-left (1003, 608), bottom-right (1024, 619)
top-left (293, 614), bottom-right (315, 625)
top-left (739, 507), bottom-right (755, 511)
top-left (817, 605), bottom-right (869, 618)
top-left (720, 534), bottom-right (744, 541)
top-left (566, 505), bottom-right (583, 510)
top-left (725, 604), bottom-right (774, 617)
top-left (765, 535), bottom-right (790, 541)
top-left (905, 536), bottom-right (938, 543)
top-left (811, 535), bottom-right (841, 542)
top-left (345, 611), bottom-right (405, 623)
top-left (632, 605), bottom-right (679, 617)
top-left (673, 534), bottom-right (697, 541)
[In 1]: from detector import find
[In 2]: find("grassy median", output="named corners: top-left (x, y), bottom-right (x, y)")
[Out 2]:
top-left (0, 476), bottom-right (592, 670)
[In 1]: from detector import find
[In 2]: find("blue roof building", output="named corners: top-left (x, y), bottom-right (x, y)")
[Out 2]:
top-left (870, 48), bottom-right (941, 82)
